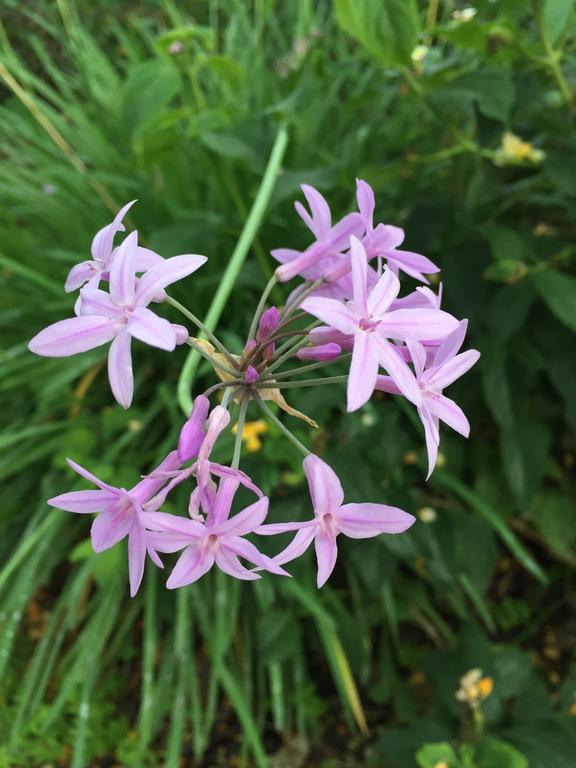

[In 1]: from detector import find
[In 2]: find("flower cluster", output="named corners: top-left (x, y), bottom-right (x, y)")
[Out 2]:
top-left (30, 180), bottom-right (479, 595)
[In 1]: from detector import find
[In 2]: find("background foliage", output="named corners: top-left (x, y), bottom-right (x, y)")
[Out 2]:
top-left (1, 1), bottom-right (575, 766)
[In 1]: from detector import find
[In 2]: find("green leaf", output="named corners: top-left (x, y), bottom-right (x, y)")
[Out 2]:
top-left (122, 60), bottom-right (182, 136)
top-left (542, 0), bottom-right (575, 45)
top-left (416, 742), bottom-right (459, 768)
top-left (533, 270), bottom-right (576, 333)
top-left (455, 70), bottom-right (515, 122)
top-left (478, 738), bottom-right (528, 768)
top-left (528, 491), bottom-right (576, 556)
top-left (333, 0), bottom-right (421, 66)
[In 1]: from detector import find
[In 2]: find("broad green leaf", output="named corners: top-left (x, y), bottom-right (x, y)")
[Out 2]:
top-left (478, 738), bottom-right (528, 768)
top-left (122, 60), bottom-right (182, 136)
top-left (533, 270), bottom-right (576, 333)
top-left (528, 491), bottom-right (576, 556)
top-left (542, 0), bottom-right (575, 45)
top-left (455, 70), bottom-right (515, 122)
top-left (416, 741), bottom-right (459, 768)
top-left (333, 0), bottom-right (421, 66)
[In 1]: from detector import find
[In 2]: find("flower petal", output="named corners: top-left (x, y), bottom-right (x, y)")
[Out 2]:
top-left (387, 249), bottom-right (440, 282)
top-left (373, 336), bottom-right (421, 405)
top-left (29, 316), bottom-right (118, 357)
top-left (215, 497), bottom-right (269, 536)
top-left (426, 393), bottom-right (470, 437)
top-left (143, 511), bottom-right (204, 537)
top-left (406, 339), bottom-right (426, 379)
top-left (379, 309), bottom-right (458, 342)
top-left (135, 246), bottom-right (165, 272)
top-left (315, 530), bottom-right (338, 588)
top-left (425, 349), bottom-right (480, 390)
top-left (303, 454), bottom-right (344, 513)
top-left (272, 525), bottom-right (317, 565)
top-left (91, 200), bottom-right (137, 262)
top-left (178, 395), bottom-right (210, 462)
top-left (337, 503), bottom-right (415, 538)
top-left (91, 506), bottom-right (133, 552)
top-left (350, 236), bottom-right (368, 314)
top-left (224, 536), bottom-right (289, 575)
top-left (297, 184), bottom-right (332, 238)
top-left (65, 261), bottom-right (99, 292)
top-left (300, 296), bottom-right (358, 335)
top-left (356, 178), bottom-right (375, 226)
top-left (419, 406), bottom-right (440, 480)
top-left (374, 375), bottom-right (402, 395)
top-left (128, 306), bottom-right (176, 351)
top-left (66, 458), bottom-right (118, 492)
top-left (135, 254), bottom-right (207, 307)
top-left (107, 331), bottom-right (134, 408)
top-left (131, 450), bottom-right (182, 505)
top-left (367, 266), bottom-right (400, 317)
top-left (128, 523), bottom-right (147, 597)
top-left (47, 489), bottom-right (118, 513)
top-left (78, 287), bottom-right (120, 317)
top-left (109, 230), bottom-right (138, 306)
top-left (215, 546), bottom-right (260, 580)
top-left (433, 319), bottom-right (468, 367)
top-left (167, 544), bottom-right (214, 588)
top-left (347, 331), bottom-right (379, 412)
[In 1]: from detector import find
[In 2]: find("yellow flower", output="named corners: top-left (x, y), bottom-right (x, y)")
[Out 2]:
top-left (417, 506), bottom-right (437, 523)
top-left (232, 420), bottom-right (269, 452)
top-left (494, 132), bottom-right (545, 167)
top-left (434, 762), bottom-right (450, 768)
top-left (569, 701), bottom-right (576, 716)
top-left (456, 668), bottom-right (494, 708)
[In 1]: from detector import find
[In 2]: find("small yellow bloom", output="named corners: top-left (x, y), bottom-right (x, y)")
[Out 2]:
top-left (453, 7), bottom-right (477, 22)
top-left (417, 506), bottom-right (437, 523)
top-left (232, 420), bottom-right (269, 452)
top-left (411, 45), bottom-right (429, 65)
top-left (494, 132), bottom-right (545, 167)
top-left (456, 668), bottom-right (494, 708)
top-left (434, 762), bottom-right (450, 768)
top-left (569, 701), bottom-right (576, 716)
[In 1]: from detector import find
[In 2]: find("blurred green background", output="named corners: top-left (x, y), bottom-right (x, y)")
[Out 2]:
top-left (1, 1), bottom-right (576, 766)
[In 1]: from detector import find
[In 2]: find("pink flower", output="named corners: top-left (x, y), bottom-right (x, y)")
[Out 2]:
top-left (376, 321), bottom-right (480, 477)
top-left (301, 237), bottom-right (458, 411)
top-left (256, 455), bottom-right (415, 587)
top-left (48, 451), bottom-right (182, 596)
top-left (29, 231), bottom-right (207, 408)
top-left (144, 477), bottom-right (289, 587)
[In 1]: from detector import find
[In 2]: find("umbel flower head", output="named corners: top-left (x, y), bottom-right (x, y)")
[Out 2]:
top-left (33, 179), bottom-right (479, 596)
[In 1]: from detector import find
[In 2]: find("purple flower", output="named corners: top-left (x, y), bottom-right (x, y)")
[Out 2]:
top-left (178, 395), bottom-right (211, 462)
top-left (29, 231), bottom-right (207, 408)
top-left (144, 476), bottom-right (289, 587)
top-left (256, 455), bottom-right (415, 587)
top-left (376, 321), bottom-right (480, 477)
top-left (355, 179), bottom-right (440, 284)
top-left (301, 236), bottom-right (458, 411)
top-left (273, 185), bottom-right (364, 282)
top-left (256, 306), bottom-right (280, 341)
top-left (297, 342), bottom-right (342, 362)
top-left (64, 201), bottom-right (166, 293)
top-left (48, 451), bottom-right (181, 596)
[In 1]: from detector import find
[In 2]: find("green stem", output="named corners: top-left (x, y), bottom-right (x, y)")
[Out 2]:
top-left (232, 399), bottom-right (249, 469)
top-left (266, 323), bottom-right (322, 373)
top-left (256, 375), bottom-right (348, 389)
top-left (167, 296), bottom-right (238, 369)
top-left (268, 355), bottom-right (350, 380)
top-left (255, 396), bottom-right (310, 457)
top-left (176, 124), bottom-right (289, 415)
top-left (533, 0), bottom-right (574, 112)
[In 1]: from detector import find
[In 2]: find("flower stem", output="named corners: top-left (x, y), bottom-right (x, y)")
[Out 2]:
top-left (232, 399), bottom-right (249, 469)
top-left (255, 396), bottom-right (310, 457)
top-left (270, 355), bottom-right (350, 380)
top-left (247, 274), bottom-right (278, 341)
top-left (280, 277), bottom-right (324, 321)
top-left (176, 124), bottom-right (289, 415)
top-left (256, 375), bottom-right (348, 389)
top-left (266, 323), bottom-right (322, 373)
top-left (167, 296), bottom-right (238, 369)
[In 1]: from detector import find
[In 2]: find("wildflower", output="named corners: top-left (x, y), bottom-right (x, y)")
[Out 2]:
top-left (48, 451), bottom-right (181, 596)
top-left (354, 179), bottom-right (440, 284)
top-left (145, 476), bottom-right (288, 586)
top-left (233, 419), bottom-right (269, 452)
top-left (273, 185), bottom-right (363, 282)
top-left (493, 132), bottom-right (545, 167)
top-left (256, 306), bottom-right (280, 341)
top-left (456, 668), bottom-right (494, 708)
top-left (301, 237), bottom-right (458, 411)
top-left (411, 45), bottom-right (429, 65)
top-left (168, 40), bottom-right (184, 55)
top-left (256, 455), bottom-right (415, 587)
top-left (452, 7), bottom-right (477, 22)
top-left (296, 342), bottom-right (341, 362)
top-left (417, 506), bottom-right (437, 523)
top-left (29, 232), bottom-right (207, 408)
top-left (376, 320), bottom-right (480, 477)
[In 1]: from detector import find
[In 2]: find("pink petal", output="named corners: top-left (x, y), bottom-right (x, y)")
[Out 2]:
top-left (379, 309), bottom-right (458, 342)
top-left (314, 530), bottom-right (338, 588)
top-left (146, 531), bottom-right (195, 553)
top-left (223, 536), bottom-right (289, 576)
top-left (337, 503), bottom-right (415, 538)
top-left (373, 336), bottom-right (422, 405)
top-left (66, 458), bottom-right (118, 493)
top-left (356, 178), bottom-right (375, 226)
top-left (143, 511), bottom-right (204, 536)
top-left (255, 519), bottom-right (317, 535)
top-left (367, 267), bottom-right (400, 317)
top-left (328, 212), bottom-right (364, 252)
top-left (90, 200), bottom-right (137, 262)
top-left (347, 331), bottom-right (379, 412)
top-left (47, 489), bottom-right (118, 513)
top-left (215, 497), bottom-right (269, 536)
top-left (215, 546), bottom-right (260, 580)
top-left (386, 249), bottom-right (440, 282)
top-left (167, 544), bottom-right (214, 588)
top-left (131, 450), bottom-right (182, 505)
top-left (135, 246), bottom-right (165, 272)
top-left (128, 306), bottom-right (176, 351)
top-left (128, 523), bottom-right (147, 597)
top-left (374, 375), bottom-right (402, 395)
top-left (426, 393), bottom-right (470, 437)
top-left (77, 287), bottom-right (119, 317)
top-left (300, 296), bottom-right (358, 335)
top-left (433, 319), bottom-right (468, 367)
top-left (91, 506), bottom-right (133, 552)
top-left (109, 230), bottom-right (138, 306)
top-left (303, 454), bottom-right (344, 513)
top-left (272, 525), bottom-right (317, 565)
top-left (178, 395), bottom-right (210, 462)
top-left (406, 339), bottom-right (426, 379)
top-left (425, 349), bottom-right (480, 390)
top-left (29, 316), bottom-right (118, 357)
top-left (135, 254), bottom-right (207, 307)
top-left (199, 406), bottom-right (231, 462)
top-left (419, 406), bottom-right (440, 480)
top-left (298, 184), bottom-right (332, 237)
top-left (297, 342), bottom-right (342, 362)
top-left (350, 236), bottom-right (368, 315)
top-left (107, 331), bottom-right (133, 409)
top-left (208, 476), bottom-right (239, 526)
top-left (65, 261), bottom-right (99, 292)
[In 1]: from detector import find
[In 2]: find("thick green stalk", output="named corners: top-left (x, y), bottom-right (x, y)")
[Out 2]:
top-left (177, 125), bottom-right (289, 415)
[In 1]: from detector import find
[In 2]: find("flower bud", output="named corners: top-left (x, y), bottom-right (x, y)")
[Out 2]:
top-left (178, 395), bottom-right (210, 462)
top-left (256, 306), bottom-right (280, 341)
top-left (243, 338), bottom-right (257, 356)
top-left (297, 343), bottom-right (341, 362)
top-left (245, 365), bottom-right (260, 383)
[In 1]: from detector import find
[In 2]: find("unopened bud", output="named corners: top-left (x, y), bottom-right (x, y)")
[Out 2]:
top-left (256, 306), bottom-right (280, 341)
top-left (245, 365), bottom-right (260, 383)
top-left (297, 343), bottom-right (341, 362)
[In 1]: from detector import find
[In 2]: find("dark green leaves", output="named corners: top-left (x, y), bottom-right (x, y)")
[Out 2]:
top-left (542, 0), bottom-right (575, 45)
top-left (533, 270), bottom-right (576, 333)
top-left (333, 0), bottom-right (421, 66)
